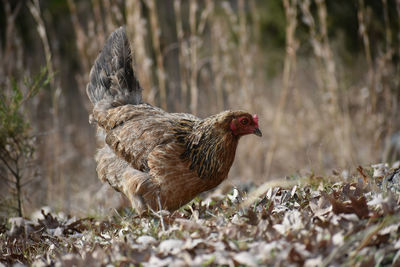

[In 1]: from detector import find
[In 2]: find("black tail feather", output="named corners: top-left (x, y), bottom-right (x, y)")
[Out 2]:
top-left (86, 26), bottom-right (142, 109)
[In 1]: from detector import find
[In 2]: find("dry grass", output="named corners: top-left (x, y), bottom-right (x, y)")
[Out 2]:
top-left (2, 170), bottom-right (400, 265)
top-left (1, 0), bottom-right (399, 215)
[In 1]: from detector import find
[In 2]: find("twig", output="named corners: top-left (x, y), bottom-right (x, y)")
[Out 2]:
top-left (189, 0), bottom-right (199, 114)
top-left (357, 0), bottom-right (375, 112)
top-left (126, 0), bottom-right (154, 103)
top-left (145, 0), bottom-right (168, 110)
top-left (357, 166), bottom-right (368, 183)
top-left (174, 0), bottom-right (189, 107)
top-left (2, 0), bottom-right (22, 78)
top-left (157, 194), bottom-right (166, 232)
top-left (265, 0), bottom-right (298, 178)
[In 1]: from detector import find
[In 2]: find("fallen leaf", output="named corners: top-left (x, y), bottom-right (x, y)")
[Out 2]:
top-left (137, 235), bottom-right (157, 246)
top-left (233, 251), bottom-right (258, 267)
top-left (159, 239), bottom-right (184, 255)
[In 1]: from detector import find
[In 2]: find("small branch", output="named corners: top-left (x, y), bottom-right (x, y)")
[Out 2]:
top-left (174, 0), bottom-right (189, 107)
top-left (145, 0), bottom-right (168, 110)
top-left (189, 0), bottom-right (199, 114)
top-left (0, 153), bottom-right (19, 179)
top-left (357, 0), bottom-right (375, 111)
top-left (27, 0), bottom-right (55, 83)
top-left (2, 0), bottom-right (22, 77)
top-left (0, 174), bottom-right (15, 185)
top-left (265, 0), bottom-right (298, 178)
top-left (21, 176), bottom-right (38, 187)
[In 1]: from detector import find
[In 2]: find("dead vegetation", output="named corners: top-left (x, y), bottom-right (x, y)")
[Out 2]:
top-left (1, 1), bottom-right (400, 265)
top-left (1, 166), bottom-right (400, 266)
top-left (1, 0), bottom-right (399, 215)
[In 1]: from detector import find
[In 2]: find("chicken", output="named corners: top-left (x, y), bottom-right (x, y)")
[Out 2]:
top-left (86, 27), bottom-right (262, 214)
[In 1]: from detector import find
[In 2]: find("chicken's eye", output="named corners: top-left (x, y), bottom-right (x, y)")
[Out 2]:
top-left (241, 118), bottom-right (249, 125)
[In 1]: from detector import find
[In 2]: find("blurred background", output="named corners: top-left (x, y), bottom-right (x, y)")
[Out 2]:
top-left (1, 0), bottom-right (399, 218)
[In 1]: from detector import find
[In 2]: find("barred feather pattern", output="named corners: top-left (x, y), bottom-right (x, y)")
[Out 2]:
top-left (175, 111), bottom-right (240, 179)
top-left (87, 27), bottom-right (258, 214)
top-left (92, 104), bottom-right (243, 212)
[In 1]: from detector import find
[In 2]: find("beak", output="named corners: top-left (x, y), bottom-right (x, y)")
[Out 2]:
top-left (253, 127), bottom-right (262, 137)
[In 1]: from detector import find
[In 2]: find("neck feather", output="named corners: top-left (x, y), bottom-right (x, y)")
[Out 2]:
top-left (178, 117), bottom-right (239, 179)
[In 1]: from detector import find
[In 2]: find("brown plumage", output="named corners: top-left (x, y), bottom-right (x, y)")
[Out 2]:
top-left (87, 27), bottom-right (262, 214)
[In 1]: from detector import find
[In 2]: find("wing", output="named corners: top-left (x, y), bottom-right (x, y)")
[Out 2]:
top-left (100, 104), bottom-right (199, 172)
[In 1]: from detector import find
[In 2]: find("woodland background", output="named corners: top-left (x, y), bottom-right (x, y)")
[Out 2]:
top-left (1, 0), bottom-right (400, 218)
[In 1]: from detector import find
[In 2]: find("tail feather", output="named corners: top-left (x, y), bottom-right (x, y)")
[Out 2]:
top-left (86, 26), bottom-right (142, 109)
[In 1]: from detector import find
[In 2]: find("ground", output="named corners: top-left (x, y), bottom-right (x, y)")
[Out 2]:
top-left (1, 165), bottom-right (400, 266)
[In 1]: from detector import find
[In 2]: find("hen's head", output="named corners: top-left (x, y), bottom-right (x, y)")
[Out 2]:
top-left (228, 112), bottom-right (262, 137)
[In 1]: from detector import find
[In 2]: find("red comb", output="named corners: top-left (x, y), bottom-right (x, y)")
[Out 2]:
top-left (253, 114), bottom-right (259, 124)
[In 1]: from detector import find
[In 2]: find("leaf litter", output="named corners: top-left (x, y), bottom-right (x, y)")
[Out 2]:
top-left (1, 164), bottom-right (400, 266)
